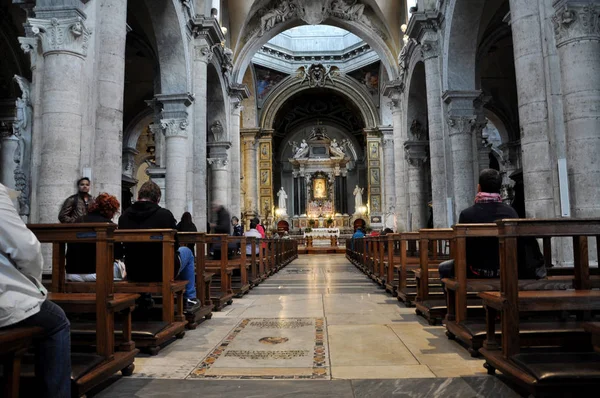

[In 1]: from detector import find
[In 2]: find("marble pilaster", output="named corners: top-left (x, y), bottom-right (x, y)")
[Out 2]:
top-left (553, 0), bottom-right (600, 217)
top-left (404, 141), bottom-right (429, 231)
top-left (421, 35), bottom-right (448, 227)
top-left (93, 0), bottom-right (127, 200)
top-left (508, 0), bottom-right (556, 218)
top-left (28, 13), bottom-right (91, 223)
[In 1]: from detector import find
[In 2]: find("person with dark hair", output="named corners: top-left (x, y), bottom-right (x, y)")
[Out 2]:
top-left (0, 183), bottom-right (72, 397)
top-left (231, 216), bottom-right (243, 236)
top-left (118, 180), bottom-right (198, 310)
top-left (244, 220), bottom-right (262, 255)
top-left (66, 193), bottom-right (125, 282)
top-left (58, 176), bottom-right (95, 223)
top-left (439, 169), bottom-right (519, 282)
top-left (177, 212), bottom-right (197, 232)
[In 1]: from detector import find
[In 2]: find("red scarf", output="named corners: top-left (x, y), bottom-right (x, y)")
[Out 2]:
top-left (474, 192), bottom-right (502, 204)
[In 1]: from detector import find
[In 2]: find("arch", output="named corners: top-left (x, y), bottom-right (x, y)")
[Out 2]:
top-left (144, 0), bottom-right (191, 93)
top-left (442, 0), bottom-right (486, 91)
top-left (207, 61), bottom-right (230, 138)
top-left (260, 75), bottom-right (379, 130)
top-left (123, 109), bottom-right (155, 151)
top-left (232, 1), bottom-right (398, 84)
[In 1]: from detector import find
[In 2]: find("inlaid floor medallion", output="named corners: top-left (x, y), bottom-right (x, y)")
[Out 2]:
top-left (189, 317), bottom-right (329, 379)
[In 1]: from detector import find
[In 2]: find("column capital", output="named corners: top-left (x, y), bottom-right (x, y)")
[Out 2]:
top-left (151, 93), bottom-right (194, 120)
top-left (446, 115), bottom-right (487, 137)
top-left (382, 80), bottom-right (404, 111)
top-left (160, 118), bottom-right (189, 138)
top-left (552, 1), bottom-right (600, 46)
top-left (28, 16), bottom-right (92, 57)
top-left (18, 36), bottom-right (39, 69)
top-left (404, 140), bottom-right (429, 167)
top-left (207, 157), bottom-right (228, 170)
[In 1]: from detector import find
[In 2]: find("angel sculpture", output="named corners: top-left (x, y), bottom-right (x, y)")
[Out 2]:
top-left (296, 64), bottom-right (340, 88)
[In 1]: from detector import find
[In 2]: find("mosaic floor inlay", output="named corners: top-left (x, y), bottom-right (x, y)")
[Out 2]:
top-left (189, 317), bottom-right (329, 379)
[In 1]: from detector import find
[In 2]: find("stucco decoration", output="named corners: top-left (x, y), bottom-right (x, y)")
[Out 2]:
top-left (296, 64), bottom-right (340, 87)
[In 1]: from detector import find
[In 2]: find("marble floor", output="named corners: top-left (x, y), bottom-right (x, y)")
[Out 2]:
top-left (92, 254), bottom-right (524, 397)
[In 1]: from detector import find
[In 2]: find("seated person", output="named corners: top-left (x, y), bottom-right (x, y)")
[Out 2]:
top-left (351, 227), bottom-right (365, 250)
top-left (0, 183), bottom-right (71, 397)
top-left (439, 169), bottom-right (518, 281)
top-left (65, 193), bottom-right (126, 281)
top-left (118, 180), bottom-right (198, 310)
top-left (244, 221), bottom-right (262, 255)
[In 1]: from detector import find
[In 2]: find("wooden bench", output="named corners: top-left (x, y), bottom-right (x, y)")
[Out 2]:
top-left (384, 233), bottom-right (402, 295)
top-left (178, 232), bottom-right (214, 328)
top-left (204, 234), bottom-right (235, 311)
top-left (245, 237), bottom-right (262, 287)
top-left (396, 232), bottom-right (421, 306)
top-left (62, 229), bottom-right (188, 354)
top-left (227, 236), bottom-right (250, 297)
top-left (479, 218), bottom-right (600, 396)
top-left (414, 228), bottom-right (453, 325)
top-left (28, 223), bottom-right (138, 396)
top-left (0, 326), bottom-right (43, 398)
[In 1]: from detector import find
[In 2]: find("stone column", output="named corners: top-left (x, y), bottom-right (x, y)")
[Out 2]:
top-left (553, 1), bottom-right (600, 217)
top-left (242, 129), bottom-right (259, 223)
top-left (443, 91), bottom-right (485, 221)
top-left (192, 42), bottom-right (212, 231)
top-left (508, 0), bottom-right (555, 218)
top-left (28, 14), bottom-right (91, 223)
top-left (384, 81), bottom-right (407, 232)
top-left (229, 102), bottom-right (242, 219)
top-left (93, 0), bottom-right (127, 199)
top-left (208, 157), bottom-right (229, 206)
top-left (381, 126), bottom-right (396, 227)
top-left (154, 93), bottom-right (194, 220)
top-left (404, 141), bottom-right (429, 230)
top-left (421, 36), bottom-right (448, 227)
top-left (0, 132), bottom-right (18, 189)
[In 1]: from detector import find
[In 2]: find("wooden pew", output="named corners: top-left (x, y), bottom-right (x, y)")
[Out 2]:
top-left (204, 234), bottom-right (235, 311)
top-left (28, 223), bottom-right (138, 396)
top-left (384, 233), bottom-right (402, 295)
top-left (414, 228), bottom-right (453, 325)
top-left (480, 218), bottom-right (600, 395)
top-left (245, 237), bottom-right (262, 287)
top-left (178, 232), bottom-right (214, 328)
top-left (396, 232), bottom-right (421, 306)
top-left (63, 229), bottom-right (188, 355)
top-left (0, 327), bottom-right (43, 398)
top-left (228, 236), bottom-right (250, 297)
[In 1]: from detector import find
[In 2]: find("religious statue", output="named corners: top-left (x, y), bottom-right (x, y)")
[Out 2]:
top-left (329, 139), bottom-right (345, 158)
top-left (330, 0), bottom-right (365, 21)
top-left (277, 187), bottom-right (288, 214)
top-left (259, 0), bottom-right (295, 37)
top-left (353, 185), bottom-right (364, 212)
top-left (293, 139), bottom-right (309, 158)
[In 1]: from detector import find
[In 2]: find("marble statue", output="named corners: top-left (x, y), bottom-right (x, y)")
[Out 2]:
top-left (277, 187), bottom-right (288, 213)
top-left (259, 0), bottom-right (295, 37)
top-left (294, 139), bottom-right (309, 158)
top-left (329, 139), bottom-right (345, 158)
top-left (353, 185), bottom-right (364, 212)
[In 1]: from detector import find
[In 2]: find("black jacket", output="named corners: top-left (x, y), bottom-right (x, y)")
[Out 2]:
top-left (118, 201), bottom-right (180, 282)
top-left (458, 202), bottom-right (519, 278)
top-left (66, 212), bottom-right (112, 274)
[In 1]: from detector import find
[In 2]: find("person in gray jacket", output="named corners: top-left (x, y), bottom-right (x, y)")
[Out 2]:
top-left (0, 183), bottom-right (71, 397)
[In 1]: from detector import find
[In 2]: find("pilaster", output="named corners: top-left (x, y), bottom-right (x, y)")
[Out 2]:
top-left (257, 129), bottom-right (274, 222)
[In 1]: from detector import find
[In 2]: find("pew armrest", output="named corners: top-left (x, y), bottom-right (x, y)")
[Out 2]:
top-left (48, 292), bottom-right (139, 313)
top-left (479, 290), bottom-right (600, 312)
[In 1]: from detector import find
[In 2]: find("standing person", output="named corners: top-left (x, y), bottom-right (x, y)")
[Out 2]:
top-left (118, 180), bottom-right (198, 310)
top-left (244, 220), bottom-right (262, 256)
top-left (66, 193), bottom-right (125, 281)
top-left (177, 212), bottom-right (198, 253)
top-left (231, 216), bottom-right (243, 236)
top-left (58, 177), bottom-right (95, 223)
top-left (0, 183), bottom-right (72, 397)
top-left (210, 202), bottom-right (231, 235)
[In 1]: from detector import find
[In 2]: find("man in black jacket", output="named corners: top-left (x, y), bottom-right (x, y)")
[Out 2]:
top-left (118, 180), bottom-right (198, 309)
top-left (439, 169), bottom-right (518, 281)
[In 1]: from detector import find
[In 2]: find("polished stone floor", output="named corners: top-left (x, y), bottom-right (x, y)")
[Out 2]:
top-left (92, 254), bottom-right (524, 397)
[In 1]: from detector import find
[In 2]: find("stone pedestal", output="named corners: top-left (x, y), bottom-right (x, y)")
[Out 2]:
top-left (553, 1), bottom-right (600, 217)
top-left (29, 14), bottom-right (91, 223)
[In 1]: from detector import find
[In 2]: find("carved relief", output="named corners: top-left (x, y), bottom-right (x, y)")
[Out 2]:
top-left (195, 45), bottom-right (213, 63)
top-left (553, 3), bottom-right (600, 46)
top-left (296, 64), bottom-right (340, 87)
top-left (210, 121), bottom-right (225, 142)
top-left (29, 17), bottom-right (92, 57)
top-left (207, 157), bottom-right (228, 169)
top-left (160, 118), bottom-right (189, 138)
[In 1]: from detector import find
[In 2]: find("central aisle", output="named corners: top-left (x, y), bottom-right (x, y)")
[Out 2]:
top-left (94, 254), bottom-right (520, 397)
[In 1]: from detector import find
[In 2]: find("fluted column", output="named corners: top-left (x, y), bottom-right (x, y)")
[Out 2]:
top-left (553, 1), bottom-right (600, 217)
top-left (421, 36), bottom-right (448, 227)
top-left (508, 0), bottom-right (555, 218)
top-left (28, 15), bottom-right (91, 223)
top-left (242, 129), bottom-right (259, 222)
top-left (93, 0), bottom-right (127, 199)
top-left (381, 127), bottom-right (396, 227)
top-left (404, 141), bottom-right (429, 230)
top-left (208, 157), bottom-right (229, 206)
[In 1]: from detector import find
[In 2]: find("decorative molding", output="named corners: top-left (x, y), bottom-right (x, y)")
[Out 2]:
top-left (420, 39), bottom-right (438, 61)
top-left (398, 38), bottom-right (418, 83)
top-left (207, 157), bottom-right (229, 169)
top-left (404, 140), bottom-right (429, 167)
top-left (160, 118), bottom-right (189, 138)
top-left (296, 64), bottom-right (340, 88)
top-left (406, 10), bottom-right (443, 41)
top-left (382, 80), bottom-right (404, 110)
top-left (210, 121), bottom-right (225, 142)
top-left (194, 44), bottom-right (213, 63)
top-left (29, 17), bottom-right (91, 57)
top-left (552, 1), bottom-right (600, 47)
top-left (18, 36), bottom-right (39, 69)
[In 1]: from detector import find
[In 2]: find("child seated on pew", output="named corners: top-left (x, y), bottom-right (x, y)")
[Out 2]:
top-left (118, 181), bottom-right (199, 311)
top-left (65, 193), bottom-right (126, 282)
top-left (0, 183), bottom-right (71, 397)
top-left (439, 169), bottom-right (518, 281)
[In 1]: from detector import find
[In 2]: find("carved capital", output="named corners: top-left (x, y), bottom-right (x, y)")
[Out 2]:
top-left (194, 45), bottom-right (213, 63)
top-left (404, 140), bottom-right (429, 167)
top-left (553, 2), bottom-right (600, 46)
top-left (18, 36), bottom-right (39, 69)
top-left (160, 118), bottom-right (189, 138)
top-left (207, 157), bottom-right (228, 170)
top-left (29, 17), bottom-right (91, 57)
top-left (447, 115), bottom-right (482, 137)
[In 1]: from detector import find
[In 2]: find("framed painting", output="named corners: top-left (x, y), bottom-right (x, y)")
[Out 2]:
top-left (312, 177), bottom-right (328, 200)
top-left (260, 143), bottom-right (270, 160)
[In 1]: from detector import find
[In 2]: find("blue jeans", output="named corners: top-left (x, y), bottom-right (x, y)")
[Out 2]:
top-left (177, 247), bottom-right (196, 300)
top-left (11, 299), bottom-right (71, 398)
